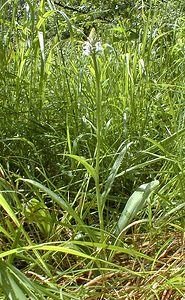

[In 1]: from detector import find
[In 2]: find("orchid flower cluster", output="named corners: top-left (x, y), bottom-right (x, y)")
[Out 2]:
top-left (83, 28), bottom-right (103, 56)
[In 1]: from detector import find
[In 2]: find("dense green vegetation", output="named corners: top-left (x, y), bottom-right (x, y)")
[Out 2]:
top-left (0, 0), bottom-right (185, 299)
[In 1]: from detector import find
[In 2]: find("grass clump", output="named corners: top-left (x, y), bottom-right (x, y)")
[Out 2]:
top-left (0, 0), bottom-right (185, 299)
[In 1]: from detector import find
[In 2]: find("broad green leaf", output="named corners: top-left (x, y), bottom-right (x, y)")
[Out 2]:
top-left (115, 180), bottom-right (159, 236)
top-left (6, 273), bottom-right (28, 300)
top-left (24, 198), bottom-right (52, 235)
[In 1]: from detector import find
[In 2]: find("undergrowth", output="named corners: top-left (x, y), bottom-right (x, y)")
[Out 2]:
top-left (0, 0), bottom-right (184, 299)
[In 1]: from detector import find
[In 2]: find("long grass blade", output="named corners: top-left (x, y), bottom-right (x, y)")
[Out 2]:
top-left (101, 142), bottom-right (133, 207)
top-left (19, 179), bottom-right (95, 237)
top-left (0, 193), bottom-right (20, 227)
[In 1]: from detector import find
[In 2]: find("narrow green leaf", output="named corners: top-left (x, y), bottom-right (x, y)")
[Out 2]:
top-left (19, 179), bottom-right (97, 240)
top-left (38, 30), bottom-right (45, 62)
top-left (101, 142), bottom-right (133, 206)
top-left (45, 48), bottom-right (53, 75)
top-left (66, 125), bottom-right (72, 154)
top-left (116, 157), bottom-right (162, 178)
top-left (36, 10), bottom-right (55, 29)
top-left (71, 240), bottom-right (154, 262)
top-left (0, 244), bottom-right (96, 261)
top-left (33, 245), bottom-right (96, 260)
top-left (64, 154), bottom-right (97, 180)
top-left (0, 193), bottom-right (20, 227)
top-left (0, 225), bottom-right (13, 240)
top-left (20, 179), bottom-right (85, 226)
top-left (0, 261), bottom-right (45, 300)
top-left (161, 203), bottom-right (185, 220)
top-left (144, 137), bottom-right (167, 153)
top-left (168, 223), bottom-right (185, 232)
top-left (57, 10), bottom-right (73, 37)
top-left (0, 248), bottom-right (24, 259)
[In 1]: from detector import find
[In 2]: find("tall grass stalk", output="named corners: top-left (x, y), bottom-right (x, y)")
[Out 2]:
top-left (91, 45), bottom-right (104, 237)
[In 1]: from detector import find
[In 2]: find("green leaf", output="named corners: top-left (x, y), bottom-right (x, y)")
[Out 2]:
top-left (115, 180), bottom-right (159, 236)
top-left (161, 203), bottom-right (185, 221)
top-left (0, 225), bottom-right (13, 240)
top-left (0, 244), bottom-right (96, 262)
top-left (24, 198), bottom-right (52, 235)
top-left (71, 240), bottom-right (154, 262)
top-left (57, 10), bottom-right (73, 38)
top-left (19, 179), bottom-right (96, 239)
top-left (0, 261), bottom-right (45, 300)
top-left (101, 142), bottom-right (133, 207)
top-left (45, 48), bottom-right (53, 75)
top-left (33, 244), bottom-right (96, 261)
top-left (64, 154), bottom-right (97, 180)
top-left (144, 137), bottom-right (167, 154)
top-left (36, 10), bottom-right (55, 29)
top-left (0, 193), bottom-right (20, 227)
top-left (6, 273), bottom-right (28, 300)
top-left (38, 30), bottom-right (45, 62)
top-left (20, 179), bottom-right (84, 225)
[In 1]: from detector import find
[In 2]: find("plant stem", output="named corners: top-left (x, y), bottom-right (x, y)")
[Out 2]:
top-left (92, 51), bottom-right (104, 239)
